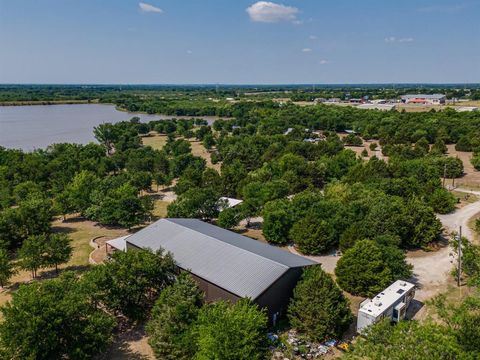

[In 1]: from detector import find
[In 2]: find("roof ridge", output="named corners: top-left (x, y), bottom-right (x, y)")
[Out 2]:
top-left (165, 219), bottom-right (291, 270)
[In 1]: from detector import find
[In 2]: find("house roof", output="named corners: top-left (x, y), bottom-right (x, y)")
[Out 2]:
top-left (106, 236), bottom-right (129, 252)
top-left (125, 218), bottom-right (315, 299)
top-left (219, 197), bottom-right (243, 209)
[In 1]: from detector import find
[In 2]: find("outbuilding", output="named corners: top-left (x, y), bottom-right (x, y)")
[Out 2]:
top-left (401, 94), bottom-right (446, 105)
top-left (124, 218), bottom-right (316, 321)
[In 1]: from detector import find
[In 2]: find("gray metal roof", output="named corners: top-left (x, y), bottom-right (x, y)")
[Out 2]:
top-left (401, 94), bottom-right (445, 99)
top-left (125, 218), bottom-right (315, 299)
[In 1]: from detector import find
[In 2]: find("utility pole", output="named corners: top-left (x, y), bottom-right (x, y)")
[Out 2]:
top-left (443, 163), bottom-right (447, 188)
top-left (457, 226), bottom-right (462, 287)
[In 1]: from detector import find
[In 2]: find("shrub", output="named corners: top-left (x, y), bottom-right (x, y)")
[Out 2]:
top-left (335, 240), bottom-right (412, 297)
top-left (288, 266), bottom-right (352, 341)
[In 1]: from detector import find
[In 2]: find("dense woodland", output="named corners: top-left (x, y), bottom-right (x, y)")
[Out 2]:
top-left (1, 88), bottom-right (480, 358)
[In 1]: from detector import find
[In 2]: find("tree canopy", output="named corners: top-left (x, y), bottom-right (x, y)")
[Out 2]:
top-left (288, 266), bottom-right (352, 341)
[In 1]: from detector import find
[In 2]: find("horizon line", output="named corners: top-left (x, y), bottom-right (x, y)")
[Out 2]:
top-left (1, 82), bottom-right (480, 87)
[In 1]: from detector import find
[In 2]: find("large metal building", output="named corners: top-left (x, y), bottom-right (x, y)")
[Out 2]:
top-left (125, 218), bottom-right (315, 321)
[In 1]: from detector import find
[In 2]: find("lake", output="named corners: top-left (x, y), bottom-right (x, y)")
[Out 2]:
top-left (0, 104), bottom-right (219, 151)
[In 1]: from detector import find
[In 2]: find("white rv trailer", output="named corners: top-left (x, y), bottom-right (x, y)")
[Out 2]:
top-left (356, 280), bottom-right (415, 334)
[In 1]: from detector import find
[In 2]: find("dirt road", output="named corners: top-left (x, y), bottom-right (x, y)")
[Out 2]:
top-left (438, 188), bottom-right (480, 240)
top-left (287, 246), bottom-right (339, 274)
top-left (409, 188), bottom-right (480, 301)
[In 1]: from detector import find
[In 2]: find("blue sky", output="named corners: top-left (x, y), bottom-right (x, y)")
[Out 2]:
top-left (1, 0), bottom-right (479, 84)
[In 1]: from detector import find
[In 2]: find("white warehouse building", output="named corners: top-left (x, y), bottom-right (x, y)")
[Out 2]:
top-left (401, 94), bottom-right (446, 105)
top-left (357, 280), bottom-right (415, 333)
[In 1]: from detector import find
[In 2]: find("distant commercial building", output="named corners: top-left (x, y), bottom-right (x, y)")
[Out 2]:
top-left (120, 219), bottom-right (315, 321)
top-left (357, 280), bottom-right (415, 333)
top-left (349, 98), bottom-right (364, 104)
top-left (325, 98), bottom-right (341, 103)
top-left (401, 94), bottom-right (446, 105)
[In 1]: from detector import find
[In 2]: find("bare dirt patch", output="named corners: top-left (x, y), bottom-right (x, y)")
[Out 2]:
top-left (446, 144), bottom-right (479, 189)
top-left (97, 325), bottom-right (154, 360)
top-left (141, 133), bottom-right (168, 150)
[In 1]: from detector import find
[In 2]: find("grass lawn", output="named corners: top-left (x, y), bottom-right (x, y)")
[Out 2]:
top-left (0, 216), bottom-right (128, 309)
top-left (152, 200), bottom-right (169, 218)
top-left (141, 133), bottom-right (168, 150)
top-left (141, 132), bottom-right (221, 172)
top-left (190, 140), bottom-right (221, 172)
top-left (52, 217), bottom-right (128, 268)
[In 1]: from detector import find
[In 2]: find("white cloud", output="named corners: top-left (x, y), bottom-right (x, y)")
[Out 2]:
top-left (246, 1), bottom-right (299, 23)
top-left (385, 36), bottom-right (414, 43)
top-left (139, 2), bottom-right (163, 13)
top-left (319, 59), bottom-right (329, 65)
top-left (302, 48), bottom-right (312, 52)
top-left (309, 35), bottom-right (317, 40)
top-left (186, 50), bottom-right (193, 54)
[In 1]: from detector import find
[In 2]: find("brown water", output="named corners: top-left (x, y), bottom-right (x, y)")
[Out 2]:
top-left (0, 104), bottom-right (219, 151)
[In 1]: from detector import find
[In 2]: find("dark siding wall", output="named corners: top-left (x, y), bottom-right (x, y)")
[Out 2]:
top-left (126, 242), bottom-right (142, 251)
top-left (255, 267), bottom-right (304, 321)
top-left (126, 241), bottom-right (240, 303)
top-left (190, 274), bottom-right (240, 303)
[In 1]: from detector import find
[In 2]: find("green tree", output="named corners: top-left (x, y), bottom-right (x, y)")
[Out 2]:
top-left (84, 249), bottom-right (176, 320)
top-left (262, 201), bottom-right (293, 245)
top-left (44, 233), bottom-right (73, 273)
top-left (217, 207), bottom-right (240, 229)
top-left (288, 266), bottom-right (352, 341)
top-left (433, 294), bottom-right (480, 355)
top-left (430, 138), bottom-right (447, 155)
top-left (0, 272), bottom-right (116, 360)
top-left (343, 134), bottom-right (363, 146)
top-left (453, 238), bottom-right (480, 287)
top-left (344, 319), bottom-right (465, 360)
top-left (86, 182), bottom-right (152, 228)
top-left (0, 247), bottom-right (16, 288)
top-left (202, 133), bottom-right (216, 150)
top-left (193, 299), bottom-right (268, 360)
top-left (18, 234), bottom-right (48, 278)
top-left (404, 198), bottom-right (442, 248)
top-left (93, 123), bottom-right (117, 155)
top-left (17, 196), bottom-right (53, 240)
top-left (472, 154), bottom-right (480, 171)
top-left (289, 216), bottom-right (335, 255)
top-left (429, 188), bottom-right (456, 214)
top-left (63, 170), bottom-right (99, 214)
top-left (335, 240), bottom-right (411, 296)
top-left (167, 188), bottom-right (220, 220)
top-left (147, 273), bottom-right (204, 360)
top-left (12, 181), bottom-right (43, 204)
